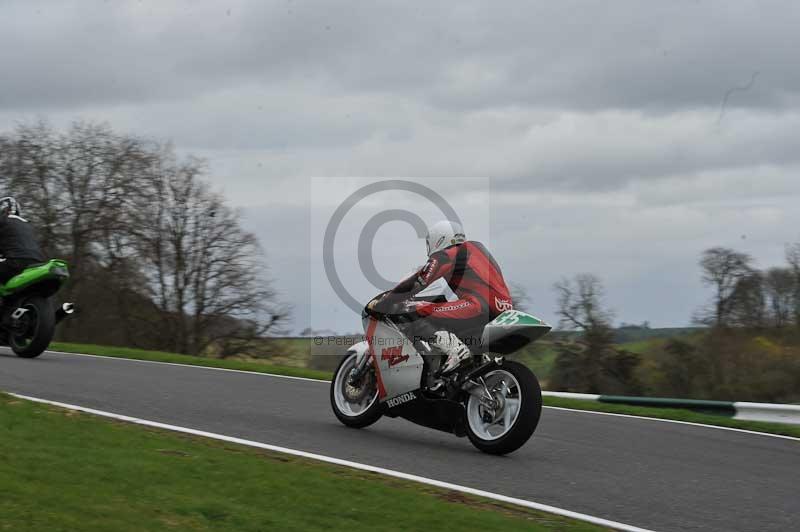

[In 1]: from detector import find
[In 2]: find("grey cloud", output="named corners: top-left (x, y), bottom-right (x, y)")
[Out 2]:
top-left (2, 0), bottom-right (800, 332)
top-left (3, 0), bottom-right (800, 115)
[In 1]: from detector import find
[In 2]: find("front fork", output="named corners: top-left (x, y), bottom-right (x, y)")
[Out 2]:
top-left (347, 351), bottom-right (372, 386)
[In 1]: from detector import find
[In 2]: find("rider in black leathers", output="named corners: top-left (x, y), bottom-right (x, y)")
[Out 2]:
top-left (0, 197), bottom-right (46, 284)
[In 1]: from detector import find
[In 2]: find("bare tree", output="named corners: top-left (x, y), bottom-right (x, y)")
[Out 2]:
top-left (509, 282), bottom-right (531, 312)
top-left (696, 247), bottom-right (754, 327)
top-left (136, 152), bottom-right (288, 355)
top-left (0, 121), bottom-right (158, 342)
top-left (2, 120), bottom-right (149, 292)
top-left (2, 119), bottom-right (288, 353)
top-left (1, 120), bottom-right (62, 254)
top-left (728, 271), bottom-right (766, 327)
top-left (553, 273), bottom-right (613, 330)
top-left (763, 267), bottom-right (796, 328)
top-left (787, 242), bottom-right (800, 327)
top-left (550, 274), bottom-right (640, 394)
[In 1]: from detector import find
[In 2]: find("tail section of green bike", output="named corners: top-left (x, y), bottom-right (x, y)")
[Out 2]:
top-left (0, 259), bottom-right (75, 358)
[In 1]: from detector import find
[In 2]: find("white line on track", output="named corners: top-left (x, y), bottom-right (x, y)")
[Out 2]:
top-left (10, 392), bottom-right (657, 532)
top-left (47, 350), bottom-right (800, 442)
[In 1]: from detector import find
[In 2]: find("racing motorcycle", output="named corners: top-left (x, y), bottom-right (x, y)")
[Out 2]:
top-left (330, 278), bottom-right (551, 455)
top-left (0, 259), bottom-right (75, 358)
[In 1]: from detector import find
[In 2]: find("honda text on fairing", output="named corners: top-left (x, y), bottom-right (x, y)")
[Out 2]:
top-left (330, 280), bottom-right (551, 455)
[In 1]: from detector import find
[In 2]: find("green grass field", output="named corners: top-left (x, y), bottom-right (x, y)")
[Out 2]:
top-left (0, 393), bottom-right (608, 532)
top-left (50, 341), bottom-right (332, 381)
top-left (53, 340), bottom-right (560, 383)
top-left (49, 334), bottom-right (659, 387)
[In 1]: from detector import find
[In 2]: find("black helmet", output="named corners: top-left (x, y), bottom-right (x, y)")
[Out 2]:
top-left (0, 197), bottom-right (20, 217)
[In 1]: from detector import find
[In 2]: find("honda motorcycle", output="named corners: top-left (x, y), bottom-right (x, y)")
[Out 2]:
top-left (0, 259), bottom-right (75, 358)
top-left (330, 279), bottom-right (551, 455)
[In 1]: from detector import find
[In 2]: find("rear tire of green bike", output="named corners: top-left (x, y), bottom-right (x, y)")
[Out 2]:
top-left (10, 296), bottom-right (55, 359)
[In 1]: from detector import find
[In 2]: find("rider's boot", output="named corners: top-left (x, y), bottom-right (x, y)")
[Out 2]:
top-left (414, 340), bottom-right (446, 392)
top-left (432, 330), bottom-right (472, 376)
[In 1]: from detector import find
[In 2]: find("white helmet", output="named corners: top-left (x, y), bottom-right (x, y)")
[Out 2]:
top-left (0, 196), bottom-right (20, 217)
top-left (425, 220), bottom-right (466, 256)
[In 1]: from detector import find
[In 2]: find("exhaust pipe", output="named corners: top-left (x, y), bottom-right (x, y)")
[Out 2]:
top-left (55, 302), bottom-right (76, 324)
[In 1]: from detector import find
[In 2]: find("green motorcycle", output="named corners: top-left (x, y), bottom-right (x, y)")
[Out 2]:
top-left (0, 259), bottom-right (75, 358)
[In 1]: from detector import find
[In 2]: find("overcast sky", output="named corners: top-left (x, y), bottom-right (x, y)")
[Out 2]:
top-left (2, 0), bottom-right (799, 333)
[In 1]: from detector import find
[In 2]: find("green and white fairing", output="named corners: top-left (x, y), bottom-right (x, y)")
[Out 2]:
top-left (480, 310), bottom-right (552, 354)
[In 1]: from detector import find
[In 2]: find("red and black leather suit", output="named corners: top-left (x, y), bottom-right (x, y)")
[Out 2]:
top-left (377, 241), bottom-right (513, 348)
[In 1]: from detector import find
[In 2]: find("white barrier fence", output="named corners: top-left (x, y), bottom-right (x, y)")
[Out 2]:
top-left (733, 402), bottom-right (800, 425)
top-left (543, 391), bottom-right (800, 426)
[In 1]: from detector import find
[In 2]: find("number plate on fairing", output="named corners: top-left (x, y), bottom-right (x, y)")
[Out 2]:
top-left (489, 310), bottom-right (547, 327)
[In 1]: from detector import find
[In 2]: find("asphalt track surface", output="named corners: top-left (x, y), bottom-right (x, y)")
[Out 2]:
top-left (1, 349), bottom-right (798, 532)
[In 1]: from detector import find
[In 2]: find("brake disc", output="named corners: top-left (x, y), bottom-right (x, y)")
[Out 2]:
top-left (344, 369), bottom-right (373, 403)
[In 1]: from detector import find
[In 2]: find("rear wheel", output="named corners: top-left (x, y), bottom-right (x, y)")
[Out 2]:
top-left (464, 361), bottom-right (542, 455)
top-left (330, 352), bottom-right (382, 428)
top-left (9, 296), bottom-right (55, 359)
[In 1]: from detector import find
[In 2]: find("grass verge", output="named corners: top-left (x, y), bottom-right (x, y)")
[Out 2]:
top-left (0, 393), bottom-right (608, 532)
top-left (48, 342), bottom-right (800, 439)
top-left (542, 397), bottom-right (800, 438)
top-left (50, 341), bottom-right (332, 381)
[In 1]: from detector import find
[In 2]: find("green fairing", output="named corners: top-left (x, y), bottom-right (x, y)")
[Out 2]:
top-left (481, 310), bottom-right (552, 354)
top-left (0, 259), bottom-right (70, 297)
top-left (489, 310), bottom-right (547, 327)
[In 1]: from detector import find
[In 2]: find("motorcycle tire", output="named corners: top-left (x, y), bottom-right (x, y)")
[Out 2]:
top-left (330, 352), bottom-right (383, 429)
top-left (10, 296), bottom-right (55, 359)
top-left (465, 360), bottom-right (542, 455)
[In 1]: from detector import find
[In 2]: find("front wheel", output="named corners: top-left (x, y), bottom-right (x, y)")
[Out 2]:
top-left (330, 352), bottom-right (382, 428)
top-left (9, 296), bottom-right (55, 359)
top-left (464, 360), bottom-right (542, 455)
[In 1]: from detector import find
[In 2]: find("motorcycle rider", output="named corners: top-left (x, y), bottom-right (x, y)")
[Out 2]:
top-left (371, 220), bottom-right (513, 377)
top-left (0, 197), bottom-right (46, 283)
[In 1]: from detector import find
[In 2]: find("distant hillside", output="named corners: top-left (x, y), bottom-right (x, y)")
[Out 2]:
top-left (254, 326), bottom-right (705, 386)
top-left (547, 326), bottom-right (703, 344)
top-left (612, 325), bottom-right (704, 344)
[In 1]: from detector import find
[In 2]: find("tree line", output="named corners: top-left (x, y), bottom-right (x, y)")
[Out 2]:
top-left (0, 120), bottom-right (287, 356)
top-left (549, 245), bottom-right (800, 402)
top-left (695, 246), bottom-right (800, 329)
